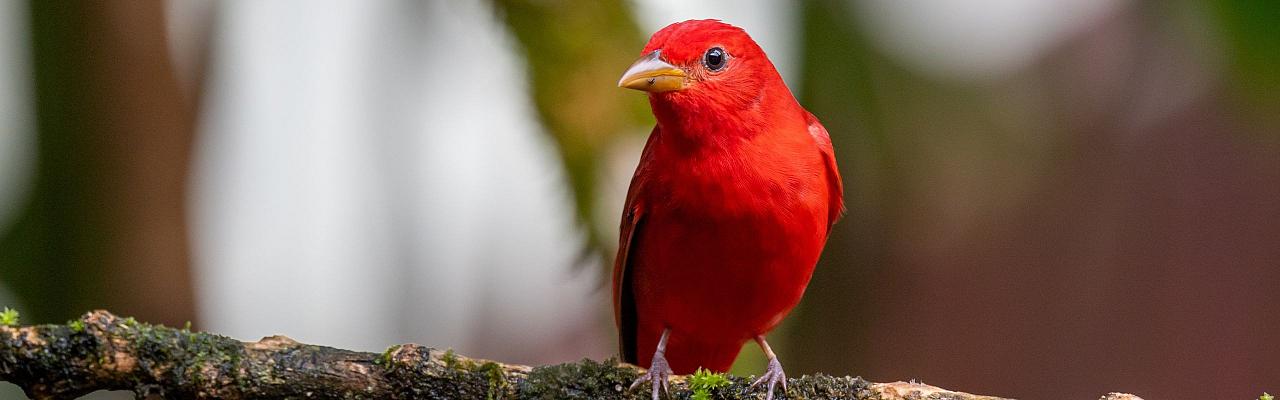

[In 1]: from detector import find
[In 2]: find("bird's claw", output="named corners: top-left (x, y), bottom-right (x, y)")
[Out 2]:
top-left (748, 357), bottom-right (788, 400)
top-left (630, 354), bottom-right (672, 400)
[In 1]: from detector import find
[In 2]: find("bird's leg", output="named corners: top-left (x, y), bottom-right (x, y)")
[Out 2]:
top-left (629, 328), bottom-right (673, 400)
top-left (748, 335), bottom-right (788, 400)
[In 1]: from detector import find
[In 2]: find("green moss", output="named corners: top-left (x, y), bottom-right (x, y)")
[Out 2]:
top-left (376, 345), bottom-right (500, 399)
top-left (105, 313), bottom-right (246, 397)
top-left (688, 368), bottom-right (731, 400)
top-left (428, 351), bottom-right (510, 399)
top-left (517, 358), bottom-right (638, 400)
top-left (376, 345), bottom-right (401, 367)
top-left (1261, 393), bottom-right (1274, 400)
top-left (442, 348), bottom-right (458, 369)
top-left (784, 373), bottom-right (877, 400)
top-left (6, 316), bottom-right (102, 396)
top-left (0, 307), bottom-right (18, 326)
top-left (472, 361), bottom-right (506, 400)
top-left (7, 312), bottom-right (896, 399)
top-left (510, 360), bottom-right (878, 400)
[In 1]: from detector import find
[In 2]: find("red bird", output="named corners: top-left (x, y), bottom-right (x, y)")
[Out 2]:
top-left (613, 20), bottom-right (843, 400)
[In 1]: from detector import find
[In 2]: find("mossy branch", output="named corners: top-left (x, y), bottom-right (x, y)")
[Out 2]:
top-left (1, 311), bottom-right (1035, 399)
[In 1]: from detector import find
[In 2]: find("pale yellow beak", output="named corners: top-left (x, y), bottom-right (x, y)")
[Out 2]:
top-left (617, 50), bottom-right (686, 92)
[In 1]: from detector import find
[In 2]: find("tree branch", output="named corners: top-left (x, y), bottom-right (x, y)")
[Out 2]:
top-left (0, 310), bottom-right (1075, 399)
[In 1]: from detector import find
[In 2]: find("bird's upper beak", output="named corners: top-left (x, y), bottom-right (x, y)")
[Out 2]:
top-left (618, 50), bottom-right (686, 93)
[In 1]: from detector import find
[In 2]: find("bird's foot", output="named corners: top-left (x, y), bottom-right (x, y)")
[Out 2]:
top-left (748, 357), bottom-right (788, 400)
top-left (629, 353), bottom-right (672, 400)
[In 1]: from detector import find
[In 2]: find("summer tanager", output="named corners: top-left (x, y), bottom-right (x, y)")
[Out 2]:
top-left (613, 19), bottom-right (844, 400)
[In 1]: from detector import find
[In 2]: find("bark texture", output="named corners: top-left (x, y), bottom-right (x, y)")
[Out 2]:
top-left (0, 310), bottom-right (1110, 399)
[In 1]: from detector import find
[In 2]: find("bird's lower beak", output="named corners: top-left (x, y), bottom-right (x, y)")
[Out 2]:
top-left (618, 50), bottom-right (686, 93)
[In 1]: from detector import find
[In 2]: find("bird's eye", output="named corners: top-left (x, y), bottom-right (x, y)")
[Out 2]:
top-left (703, 47), bottom-right (727, 72)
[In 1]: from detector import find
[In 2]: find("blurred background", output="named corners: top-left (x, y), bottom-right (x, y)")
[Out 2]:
top-left (1, 0), bottom-right (1278, 399)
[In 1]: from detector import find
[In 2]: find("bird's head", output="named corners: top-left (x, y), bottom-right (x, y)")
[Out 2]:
top-left (618, 20), bottom-right (787, 124)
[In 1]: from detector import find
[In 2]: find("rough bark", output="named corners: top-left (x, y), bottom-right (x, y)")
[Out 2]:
top-left (0, 310), bottom-right (1104, 400)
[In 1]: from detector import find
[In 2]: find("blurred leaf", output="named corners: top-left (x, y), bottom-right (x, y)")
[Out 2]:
top-left (490, 0), bottom-right (651, 264)
top-left (1211, 0), bottom-right (1280, 131)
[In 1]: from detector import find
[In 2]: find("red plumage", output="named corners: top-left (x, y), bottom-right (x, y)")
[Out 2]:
top-left (613, 19), bottom-right (844, 376)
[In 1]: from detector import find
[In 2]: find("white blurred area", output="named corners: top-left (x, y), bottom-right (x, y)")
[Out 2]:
top-left (0, 0), bottom-right (30, 314)
top-left (176, 0), bottom-right (608, 363)
top-left (0, 0), bottom-right (32, 268)
top-left (852, 0), bottom-right (1124, 82)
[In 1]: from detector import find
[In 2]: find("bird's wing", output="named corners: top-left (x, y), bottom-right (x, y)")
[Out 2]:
top-left (613, 125), bottom-right (661, 364)
top-left (805, 111), bottom-right (846, 232)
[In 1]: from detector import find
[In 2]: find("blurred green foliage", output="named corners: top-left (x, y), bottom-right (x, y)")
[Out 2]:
top-left (0, 2), bottom-right (114, 323)
top-left (1211, 0), bottom-right (1280, 132)
top-left (491, 0), bottom-right (652, 261)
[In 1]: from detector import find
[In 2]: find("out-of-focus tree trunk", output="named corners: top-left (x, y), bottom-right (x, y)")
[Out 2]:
top-left (0, 1), bottom-right (196, 326)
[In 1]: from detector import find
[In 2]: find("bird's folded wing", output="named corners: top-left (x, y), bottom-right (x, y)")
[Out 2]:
top-left (612, 125), bottom-right (662, 364)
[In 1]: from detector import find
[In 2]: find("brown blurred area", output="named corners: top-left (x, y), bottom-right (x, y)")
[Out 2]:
top-left (0, 1), bottom-right (195, 326)
top-left (792, 1), bottom-right (1280, 399)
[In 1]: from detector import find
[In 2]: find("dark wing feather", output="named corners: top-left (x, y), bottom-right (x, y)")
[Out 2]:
top-left (613, 126), bottom-right (662, 364)
top-left (804, 111), bottom-right (846, 231)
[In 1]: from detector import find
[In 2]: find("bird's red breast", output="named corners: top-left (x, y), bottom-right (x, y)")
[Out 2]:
top-left (613, 19), bottom-right (843, 374)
